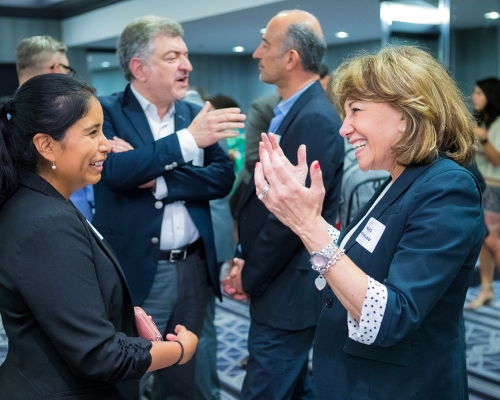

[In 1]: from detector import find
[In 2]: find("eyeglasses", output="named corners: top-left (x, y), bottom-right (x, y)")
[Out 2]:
top-left (50, 63), bottom-right (76, 76)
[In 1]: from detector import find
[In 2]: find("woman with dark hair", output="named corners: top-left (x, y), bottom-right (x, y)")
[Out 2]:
top-left (254, 46), bottom-right (484, 399)
top-left (0, 74), bottom-right (197, 399)
top-left (469, 77), bottom-right (500, 308)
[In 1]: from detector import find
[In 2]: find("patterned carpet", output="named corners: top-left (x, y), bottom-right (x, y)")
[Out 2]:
top-left (1, 281), bottom-right (499, 399)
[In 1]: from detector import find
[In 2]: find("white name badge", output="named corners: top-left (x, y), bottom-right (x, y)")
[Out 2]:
top-left (356, 217), bottom-right (386, 253)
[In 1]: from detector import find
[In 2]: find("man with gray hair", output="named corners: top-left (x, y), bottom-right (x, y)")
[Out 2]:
top-left (223, 10), bottom-right (344, 399)
top-left (13, 36), bottom-right (94, 221)
top-left (16, 35), bottom-right (75, 86)
top-left (93, 15), bottom-right (244, 399)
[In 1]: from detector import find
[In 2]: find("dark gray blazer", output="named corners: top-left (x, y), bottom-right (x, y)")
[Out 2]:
top-left (0, 173), bottom-right (152, 400)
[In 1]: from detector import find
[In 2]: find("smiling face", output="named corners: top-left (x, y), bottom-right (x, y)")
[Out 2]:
top-left (471, 85), bottom-right (488, 112)
top-left (139, 35), bottom-right (192, 108)
top-left (340, 99), bottom-right (406, 180)
top-left (47, 98), bottom-right (110, 198)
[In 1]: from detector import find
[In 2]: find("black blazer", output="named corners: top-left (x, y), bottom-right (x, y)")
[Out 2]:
top-left (0, 173), bottom-right (152, 400)
top-left (238, 81), bottom-right (344, 330)
top-left (94, 85), bottom-right (235, 303)
top-left (313, 157), bottom-right (484, 399)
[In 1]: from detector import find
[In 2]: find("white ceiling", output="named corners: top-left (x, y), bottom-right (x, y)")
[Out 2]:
top-left (82, 0), bottom-right (500, 55)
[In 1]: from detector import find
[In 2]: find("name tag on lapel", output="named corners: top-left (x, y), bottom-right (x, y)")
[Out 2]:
top-left (356, 217), bottom-right (385, 253)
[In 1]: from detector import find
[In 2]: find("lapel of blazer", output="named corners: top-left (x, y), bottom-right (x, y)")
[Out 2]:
top-left (275, 81), bottom-right (322, 141)
top-left (339, 159), bottom-right (440, 253)
top-left (174, 101), bottom-right (191, 131)
top-left (122, 85), bottom-right (155, 144)
top-left (21, 174), bottom-right (133, 296)
top-left (240, 82), bottom-right (323, 209)
top-left (84, 218), bottom-right (131, 286)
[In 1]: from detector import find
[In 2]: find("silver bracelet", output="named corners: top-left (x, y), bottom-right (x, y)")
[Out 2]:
top-left (326, 248), bottom-right (345, 269)
top-left (312, 248), bottom-right (345, 291)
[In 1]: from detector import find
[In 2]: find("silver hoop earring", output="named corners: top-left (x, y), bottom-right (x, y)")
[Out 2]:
top-left (51, 161), bottom-right (56, 170)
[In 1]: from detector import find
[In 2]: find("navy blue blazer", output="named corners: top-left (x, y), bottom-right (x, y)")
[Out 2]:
top-left (0, 173), bottom-right (152, 400)
top-left (238, 81), bottom-right (344, 330)
top-left (313, 157), bottom-right (484, 399)
top-left (93, 86), bottom-right (235, 303)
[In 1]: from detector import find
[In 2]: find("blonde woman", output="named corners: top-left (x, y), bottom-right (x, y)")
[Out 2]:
top-left (255, 46), bottom-right (484, 399)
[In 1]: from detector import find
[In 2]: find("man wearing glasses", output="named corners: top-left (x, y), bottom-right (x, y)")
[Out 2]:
top-left (16, 35), bottom-right (76, 85)
top-left (14, 35), bottom-right (93, 221)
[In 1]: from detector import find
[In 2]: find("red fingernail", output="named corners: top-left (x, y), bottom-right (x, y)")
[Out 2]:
top-left (314, 161), bottom-right (320, 169)
top-left (256, 162), bottom-right (260, 167)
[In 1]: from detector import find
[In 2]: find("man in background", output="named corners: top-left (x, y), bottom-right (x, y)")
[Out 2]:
top-left (319, 62), bottom-right (331, 91)
top-left (229, 92), bottom-right (280, 220)
top-left (93, 15), bottom-right (244, 399)
top-left (15, 35), bottom-right (93, 220)
top-left (223, 9), bottom-right (344, 400)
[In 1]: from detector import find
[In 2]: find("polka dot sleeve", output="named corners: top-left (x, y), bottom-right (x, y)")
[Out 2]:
top-left (327, 224), bottom-right (340, 244)
top-left (347, 276), bottom-right (387, 345)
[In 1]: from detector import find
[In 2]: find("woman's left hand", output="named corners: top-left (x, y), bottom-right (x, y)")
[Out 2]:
top-left (261, 133), bottom-right (308, 186)
top-left (255, 134), bottom-right (326, 237)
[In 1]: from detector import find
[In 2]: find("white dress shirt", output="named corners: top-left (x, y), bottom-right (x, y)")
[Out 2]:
top-left (130, 84), bottom-right (200, 250)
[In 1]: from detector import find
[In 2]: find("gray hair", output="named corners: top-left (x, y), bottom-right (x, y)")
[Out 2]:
top-left (280, 23), bottom-right (326, 74)
top-left (117, 15), bottom-right (184, 82)
top-left (16, 35), bottom-right (67, 73)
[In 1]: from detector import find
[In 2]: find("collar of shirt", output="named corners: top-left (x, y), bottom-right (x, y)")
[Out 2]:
top-left (130, 83), bottom-right (176, 140)
top-left (269, 81), bottom-right (315, 134)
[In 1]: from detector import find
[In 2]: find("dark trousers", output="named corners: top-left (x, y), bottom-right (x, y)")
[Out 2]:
top-left (148, 247), bottom-right (209, 400)
top-left (241, 320), bottom-right (317, 400)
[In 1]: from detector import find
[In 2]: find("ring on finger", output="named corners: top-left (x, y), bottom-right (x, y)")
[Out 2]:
top-left (257, 184), bottom-right (270, 200)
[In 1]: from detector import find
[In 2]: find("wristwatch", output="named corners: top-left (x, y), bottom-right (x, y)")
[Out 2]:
top-left (310, 241), bottom-right (338, 273)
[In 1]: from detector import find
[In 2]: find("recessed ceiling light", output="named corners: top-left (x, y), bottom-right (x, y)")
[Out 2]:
top-left (260, 28), bottom-right (267, 34)
top-left (101, 61), bottom-right (110, 68)
top-left (380, 2), bottom-right (443, 25)
top-left (232, 46), bottom-right (245, 53)
top-left (484, 11), bottom-right (500, 20)
top-left (335, 31), bottom-right (349, 39)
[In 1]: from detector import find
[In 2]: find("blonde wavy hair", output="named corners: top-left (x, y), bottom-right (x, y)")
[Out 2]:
top-left (330, 45), bottom-right (476, 166)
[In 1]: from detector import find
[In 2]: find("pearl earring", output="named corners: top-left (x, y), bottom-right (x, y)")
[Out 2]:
top-left (51, 161), bottom-right (56, 170)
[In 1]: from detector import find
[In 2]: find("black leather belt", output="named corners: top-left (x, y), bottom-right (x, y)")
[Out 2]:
top-left (158, 238), bottom-right (202, 262)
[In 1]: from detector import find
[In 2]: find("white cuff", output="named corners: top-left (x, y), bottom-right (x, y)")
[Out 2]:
top-left (153, 177), bottom-right (168, 200)
top-left (347, 276), bottom-right (387, 345)
top-left (177, 128), bottom-right (199, 162)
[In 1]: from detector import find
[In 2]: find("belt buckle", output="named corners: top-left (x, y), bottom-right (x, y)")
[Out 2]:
top-left (170, 248), bottom-right (187, 262)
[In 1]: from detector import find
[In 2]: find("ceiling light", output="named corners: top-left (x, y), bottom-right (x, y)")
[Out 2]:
top-left (260, 28), bottom-right (266, 34)
top-left (484, 11), bottom-right (500, 20)
top-left (232, 46), bottom-right (245, 53)
top-left (380, 1), bottom-right (443, 25)
top-left (101, 61), bottom-right (110, 68)
top-left (335, 31), bottom-right (349, 39)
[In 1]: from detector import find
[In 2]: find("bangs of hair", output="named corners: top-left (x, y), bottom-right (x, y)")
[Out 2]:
top-left (331, 46), bottom-right (476, 166)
